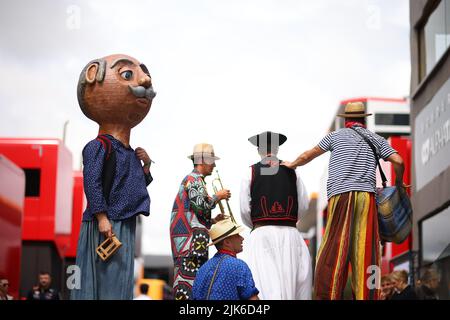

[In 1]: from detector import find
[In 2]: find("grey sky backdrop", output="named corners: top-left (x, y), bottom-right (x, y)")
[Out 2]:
top-left (0, 0), bottom-right (410, 256)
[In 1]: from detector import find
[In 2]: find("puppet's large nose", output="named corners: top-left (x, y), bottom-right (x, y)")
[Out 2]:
top-left (138, 75), bottom-right (151, 88)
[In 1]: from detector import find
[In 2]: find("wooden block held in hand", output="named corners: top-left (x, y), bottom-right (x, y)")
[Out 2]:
top-left (96, 235), bottom-right (122, 261)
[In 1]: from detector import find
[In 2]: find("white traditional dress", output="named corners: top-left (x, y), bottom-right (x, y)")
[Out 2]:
top-left (240, 165), bottom-right (312, 300)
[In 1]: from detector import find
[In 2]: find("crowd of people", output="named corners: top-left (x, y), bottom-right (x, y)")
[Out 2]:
top-left (168, 101), bottom-right (408, 300)
top-left (380, 269), bottom-right (440, 300)
top-left (69, 54), bottom-right (411, 300)
top-left (1, 272), bottom-right (60, 300)
top-left (0, 53), bottom-right (440, 301)
top-left (1, 266), bottom-right (441, 300)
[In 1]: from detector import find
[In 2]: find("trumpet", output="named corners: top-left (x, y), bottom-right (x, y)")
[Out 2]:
top-left (211, 169), bottom-right (236, 224)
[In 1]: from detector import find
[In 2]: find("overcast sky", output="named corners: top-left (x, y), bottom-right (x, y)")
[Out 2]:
top-left (0, 0), bottom-right (410, 256)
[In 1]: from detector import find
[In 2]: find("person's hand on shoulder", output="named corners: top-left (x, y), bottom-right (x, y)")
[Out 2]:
top-left (281, 161), bottom-right (297, 170)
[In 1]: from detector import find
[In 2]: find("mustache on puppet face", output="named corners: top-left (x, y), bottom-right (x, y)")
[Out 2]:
top-left (128, 85), bottom-right (157, 100)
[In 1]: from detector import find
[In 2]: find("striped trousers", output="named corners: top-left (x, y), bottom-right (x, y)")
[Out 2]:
top-left (314, 191), bottom-right (381, 300)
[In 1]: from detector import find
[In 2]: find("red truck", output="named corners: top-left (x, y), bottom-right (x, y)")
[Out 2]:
top-left (0, 155), bottom-right (25, 299)
top-left (0, 138), bottom-right (84, 298)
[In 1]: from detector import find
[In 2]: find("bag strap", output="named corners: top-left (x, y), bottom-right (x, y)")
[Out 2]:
top-left (206, 255), bottom-right (228, 300)
top-left (349, 127), bottom-right (387, 188)
top-left (96, 134), bottom-right (117, 204)
top-left (96, 134), bottom-right (112, 159)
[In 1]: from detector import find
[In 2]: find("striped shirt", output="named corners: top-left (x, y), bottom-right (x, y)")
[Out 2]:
top-left (318, 125), bottom-right (397, 199)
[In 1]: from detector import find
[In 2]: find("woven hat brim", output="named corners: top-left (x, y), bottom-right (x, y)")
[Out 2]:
top-left (208, 225), bottom-right (245, 246)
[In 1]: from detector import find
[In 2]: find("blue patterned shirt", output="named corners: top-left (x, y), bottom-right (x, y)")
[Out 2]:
top-left (82, 135), bottom-right (152, 221)
top-left (192, 252), bottom-right (259, 300)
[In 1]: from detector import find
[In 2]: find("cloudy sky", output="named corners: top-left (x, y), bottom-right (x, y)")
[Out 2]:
top-left (0, 0), bottom-right (410, 256)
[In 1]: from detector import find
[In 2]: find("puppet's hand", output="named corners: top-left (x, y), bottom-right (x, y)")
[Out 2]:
top-left (96, 213), bottom-right (113, 238)
top-left (135, 147), bottom-right (151, 166)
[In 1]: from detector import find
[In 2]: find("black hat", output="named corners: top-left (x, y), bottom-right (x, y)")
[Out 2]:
top-left (248, 131), bottom-right (287, 148)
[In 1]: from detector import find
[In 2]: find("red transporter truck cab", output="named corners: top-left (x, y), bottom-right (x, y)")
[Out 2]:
top-left (0, 138), bottom-right (73, 298)
top-left (0, 155), bottom-right (25, 300)
top-left (66, 171), bottom-right (85, 260)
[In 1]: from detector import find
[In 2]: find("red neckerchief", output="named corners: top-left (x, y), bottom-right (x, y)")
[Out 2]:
top-left (218, 249), bottom-right (236, 257)
top-left (345, 121), bottom-right (366, 129)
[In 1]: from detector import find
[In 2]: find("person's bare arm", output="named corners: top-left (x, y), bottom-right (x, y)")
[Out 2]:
top-left (282, 146), bottom-right (325, 169)
top-left (386, 152), bottom-right (405, 187)
top-left (249, 295), bottom-right (259, 300)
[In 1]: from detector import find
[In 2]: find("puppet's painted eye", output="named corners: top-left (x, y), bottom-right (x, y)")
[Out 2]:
top-left (120, 70), bottom-right (133, 80)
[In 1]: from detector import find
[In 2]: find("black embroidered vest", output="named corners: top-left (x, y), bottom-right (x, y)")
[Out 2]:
top-left (250, 160), bottom-right (298, 226)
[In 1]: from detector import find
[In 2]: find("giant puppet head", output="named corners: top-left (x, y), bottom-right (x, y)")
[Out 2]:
top-left (77, 54), bottom-right (156, 128)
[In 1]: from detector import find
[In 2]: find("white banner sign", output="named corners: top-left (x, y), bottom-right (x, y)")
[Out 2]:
top-left (414, 77), bottom-right (450, 191)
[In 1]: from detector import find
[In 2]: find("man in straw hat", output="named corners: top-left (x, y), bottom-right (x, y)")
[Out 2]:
top-left (192, 218), bottom-right (259, 300)
top-left (283, 102), bottom-right (406, 300)
top-left (240, 131), bottom-right (312, 299)
top-left (170, 143), bottom-right (231, 300)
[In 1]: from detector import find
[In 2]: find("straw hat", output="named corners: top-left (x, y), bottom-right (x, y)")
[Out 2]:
top-left (248, 131), bottom-right (287, 147)
top-left (208, 218), bottom-right (245, 246)
top-left (337, 102), bottom-right (372, 118)
top-left (187, 143), bottom-right (220, 164)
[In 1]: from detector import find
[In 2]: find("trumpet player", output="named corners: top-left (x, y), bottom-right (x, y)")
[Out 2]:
top-left (240, 131), bottom-right (312, 300)
top-left (170, 143), bottom-right (231, 300)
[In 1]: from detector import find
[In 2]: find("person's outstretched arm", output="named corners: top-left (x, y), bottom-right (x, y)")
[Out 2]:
top-left (282, 146), bottom-right (325, 170)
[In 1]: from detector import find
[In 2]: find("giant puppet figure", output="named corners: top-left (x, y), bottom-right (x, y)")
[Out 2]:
top-left (71, 54), bottom-right (156, 300)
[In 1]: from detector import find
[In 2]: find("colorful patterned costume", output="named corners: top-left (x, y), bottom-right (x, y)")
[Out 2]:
top-left (314, 124), bottom-right (397, 300)
top-left (314, 191), bottom-right (380, 300)
top-left (170, 169), bottom-right (218, 300)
